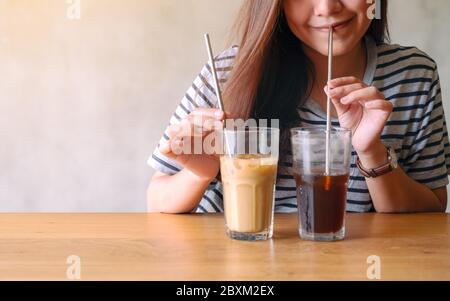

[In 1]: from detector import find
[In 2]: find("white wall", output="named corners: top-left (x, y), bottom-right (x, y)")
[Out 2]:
top-left (388, 0), bottom-right (450, 211)
top-left (0, 0), bottom-right (449, 211)
top-left (0, 0), bottom-right (242, 211)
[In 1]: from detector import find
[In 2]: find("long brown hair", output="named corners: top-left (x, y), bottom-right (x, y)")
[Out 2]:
top-left (222, 0), bottom-right (389, 154)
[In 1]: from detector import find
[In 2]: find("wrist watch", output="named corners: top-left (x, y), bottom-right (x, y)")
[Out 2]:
top-left (356, 146), bottom-right (398, 178)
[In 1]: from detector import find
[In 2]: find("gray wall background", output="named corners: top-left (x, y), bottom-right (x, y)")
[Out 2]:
top-left (0, 0), bottom-right (449, 212)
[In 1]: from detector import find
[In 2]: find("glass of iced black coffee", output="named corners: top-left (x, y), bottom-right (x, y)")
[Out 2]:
top-left (290, 126), bottom-right (352, 241)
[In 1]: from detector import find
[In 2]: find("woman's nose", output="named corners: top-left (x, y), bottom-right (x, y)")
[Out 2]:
top-left (314, 0), bottom-right (343, 17)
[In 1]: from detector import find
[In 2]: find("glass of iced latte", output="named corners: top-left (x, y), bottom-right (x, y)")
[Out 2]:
top-left (220, 127), bottom-right (279, 241)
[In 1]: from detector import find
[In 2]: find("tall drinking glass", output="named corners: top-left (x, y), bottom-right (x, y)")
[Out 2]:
top-left (290, 126), bottom-right (352, 241)
top-left (220, 127), bottom-right (279, 241)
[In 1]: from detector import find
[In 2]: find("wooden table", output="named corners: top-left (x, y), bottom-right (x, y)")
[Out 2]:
top-left (0, 213), bottom-right (449, 280)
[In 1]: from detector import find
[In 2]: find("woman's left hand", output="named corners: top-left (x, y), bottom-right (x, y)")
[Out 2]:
top-left (325, 76), bottom-right (393, 154)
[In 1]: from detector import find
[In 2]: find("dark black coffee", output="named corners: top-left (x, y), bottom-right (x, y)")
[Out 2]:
top-left (294, 172), bottom-right (348, 234)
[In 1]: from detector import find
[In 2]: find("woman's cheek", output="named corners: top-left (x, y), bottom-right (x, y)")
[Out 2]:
top-left (342, 0), bottom-right (371, 14)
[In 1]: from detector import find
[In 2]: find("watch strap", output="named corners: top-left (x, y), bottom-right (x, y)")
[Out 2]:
top-left (356, 147), bottom-right (394, 178)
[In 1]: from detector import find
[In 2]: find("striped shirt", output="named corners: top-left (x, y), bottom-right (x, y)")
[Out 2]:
top-left (147, 35), bottom-right (450, 213)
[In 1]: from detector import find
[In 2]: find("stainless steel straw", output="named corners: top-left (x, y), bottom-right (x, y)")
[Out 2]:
top-left (204, 33), bottom-right (232, 155)
top-left (325, 26), bottom-right (333, 175)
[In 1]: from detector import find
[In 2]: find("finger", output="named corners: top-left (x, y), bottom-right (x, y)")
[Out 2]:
top-left (340, 86), bottom-right (384, 105)
top-left (330, 96), bottom-right (351, 117)
top-left (328, 76), bottom-right (361, 88)
top-left (164, 119), bottom-right (200, 139)
top-left (158, 140), bottom-right (178, 160)
top-left (203, 119), bottom-right (224, 131)
top-left (323, 86), bottom-right (349, 116)
top-left (190, 108), bottom-right (224, 120)
top-left (187, 114), bottom-right (224, 130)
top-left (163, 122), bottom-right (199, 157)
top-left (164, 129), bottom-right (222, 158)
top-left (326, 83), bottom-right (366, 99)
top-left (167, 134), bottom-right (189, 157)
top-left (166, 123), bottom-right (222, 155)
top-left (159, 125), bottom-right (180, 158)
top-left (166, 123), bottom-right (183, 138)
top-left (159, 140), bottom-right (171, 154)
top-left (364, 99), bottom-right (393, 111)
top-left (166, 118), bottom-right (222, 150)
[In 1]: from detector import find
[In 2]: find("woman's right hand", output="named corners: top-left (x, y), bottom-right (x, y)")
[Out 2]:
top-left (159, 108), bottom-right (224, 181)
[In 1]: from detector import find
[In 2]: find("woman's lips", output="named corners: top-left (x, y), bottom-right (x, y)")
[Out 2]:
top-left (312, 18), bottom-right (353, 32)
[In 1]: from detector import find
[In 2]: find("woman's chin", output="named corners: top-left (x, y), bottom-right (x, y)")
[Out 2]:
top-left (332, 43), bottom-right (357, 57)
top-left (308, 41), bottom-right (358, 58)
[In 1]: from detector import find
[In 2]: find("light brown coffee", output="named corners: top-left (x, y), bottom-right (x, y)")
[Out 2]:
top-left (220, 154), bottom-right (278, 233)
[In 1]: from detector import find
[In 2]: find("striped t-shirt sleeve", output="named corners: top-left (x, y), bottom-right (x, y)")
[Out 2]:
top-left (402, 67), bottom-right (450, 189)
top-left (147, 47), bottom-right (236, 175)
